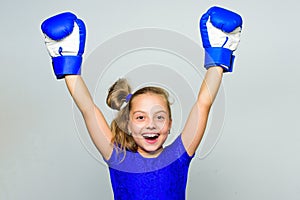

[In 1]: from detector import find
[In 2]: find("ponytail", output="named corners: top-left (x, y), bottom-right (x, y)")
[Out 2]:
top-left (106, 78), bottom-right (138, 152)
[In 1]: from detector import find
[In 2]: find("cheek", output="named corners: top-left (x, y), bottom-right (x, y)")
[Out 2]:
top-left (161, 126), bottom-right (170, 135)
top-left (159, 119), bottom-right (170, 128)
top-left (153, 119), bottom-right (171, 134)
top-left (128, 121), bottom-right (144, 134)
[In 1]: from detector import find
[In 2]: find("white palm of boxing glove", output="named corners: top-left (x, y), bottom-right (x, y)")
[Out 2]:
top-left (200, 6), bottom-right (243, 72)
top-left (44, 23), bottom-right (80, 57)
top-left (206, 19), bottom-right (241, 51)
top-left (41, 12), bottom-right (86, 79)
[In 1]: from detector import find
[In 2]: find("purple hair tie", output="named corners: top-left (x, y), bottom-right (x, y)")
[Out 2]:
top-left (125, 94), bottom-right (132, 103)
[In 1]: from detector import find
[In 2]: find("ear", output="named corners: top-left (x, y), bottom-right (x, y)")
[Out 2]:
top-left (127, 121), bottom-right (132, 134)
top-left (168, 118), bottom-right (173, 131)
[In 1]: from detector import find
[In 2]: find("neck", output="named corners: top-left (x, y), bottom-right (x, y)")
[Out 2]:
top-left (138, 146), bottom-right (164, 158)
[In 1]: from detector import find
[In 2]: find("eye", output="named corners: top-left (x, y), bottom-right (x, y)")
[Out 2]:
top-left (134, 115), bottom-right (146, 122)
top-left (157, 115), bottom-right (164, 119)
top-left (137, 116), bottom-right (144, 120)
top-left (155, 114), bottom-right (166, 121)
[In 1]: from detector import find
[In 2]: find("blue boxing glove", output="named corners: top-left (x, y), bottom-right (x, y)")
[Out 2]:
top-left (41, 12), bottom-right (86, 79)
top-left (200, 6), bottom-right (242, 72)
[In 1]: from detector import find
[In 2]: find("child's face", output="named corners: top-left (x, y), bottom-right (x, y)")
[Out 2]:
top-left (128, 93), bottom-right (172, 157)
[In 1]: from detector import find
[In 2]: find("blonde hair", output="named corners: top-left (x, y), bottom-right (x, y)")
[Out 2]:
top-left (106, 78), bottom-right (172, 153)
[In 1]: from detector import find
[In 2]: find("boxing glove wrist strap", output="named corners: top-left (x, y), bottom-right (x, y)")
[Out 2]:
top-left (204, 47), bottom-right (235, 72)
top-left (52, 56), bottom-right (82, 79)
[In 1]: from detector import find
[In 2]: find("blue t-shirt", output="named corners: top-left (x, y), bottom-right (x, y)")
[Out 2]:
top-left (104, 135), bottom-right (194, 200)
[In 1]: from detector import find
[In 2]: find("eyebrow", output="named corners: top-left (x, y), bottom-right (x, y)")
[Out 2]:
top-left (132, 110), bottom-right (168, 115)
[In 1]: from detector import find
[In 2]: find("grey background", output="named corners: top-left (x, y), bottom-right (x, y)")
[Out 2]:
top-left (0, 0), bottom-right (299, 200)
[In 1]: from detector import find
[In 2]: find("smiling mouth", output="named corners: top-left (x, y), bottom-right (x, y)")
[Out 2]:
top-left (142, 133), bottom-right (160, 141)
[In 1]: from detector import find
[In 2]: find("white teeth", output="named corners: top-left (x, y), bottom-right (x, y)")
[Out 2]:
top-left (143, 133), bottom-right (158, 137)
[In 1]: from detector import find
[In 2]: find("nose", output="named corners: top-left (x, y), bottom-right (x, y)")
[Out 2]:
top-left (146, 125), bottom-right (156, 130)
top-left (146, 118), bottom-right (156, 130)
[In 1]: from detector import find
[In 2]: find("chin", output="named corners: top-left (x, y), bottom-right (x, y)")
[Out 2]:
top-left (137, 134), bottom-right (168, 155)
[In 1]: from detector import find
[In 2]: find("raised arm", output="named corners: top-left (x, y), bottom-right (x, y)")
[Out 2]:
top-left (41, 12), bottom-right (113, 159)
top-left (65, 75), bottom-right (113, 159)
top-left (182, 67), bottom-right (223, 156)
top-left (182, 6), bottom-right (243, 156)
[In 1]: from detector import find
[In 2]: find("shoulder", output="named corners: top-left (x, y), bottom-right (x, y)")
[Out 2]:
top-left (164, 134), bottom-right (195, 160)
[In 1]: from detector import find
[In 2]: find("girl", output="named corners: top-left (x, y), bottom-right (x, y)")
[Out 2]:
top-left (41, 6), bottom-right (242, 200)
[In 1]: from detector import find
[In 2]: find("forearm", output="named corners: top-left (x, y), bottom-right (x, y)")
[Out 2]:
top-left (197, 66), bottom-right (223, 107)
top-left (182, 66), bottom-right (223, 155)
top-left (64, 75), bottom-right (113, 159)
top-left (65, 75), bottom-right (95, 115)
